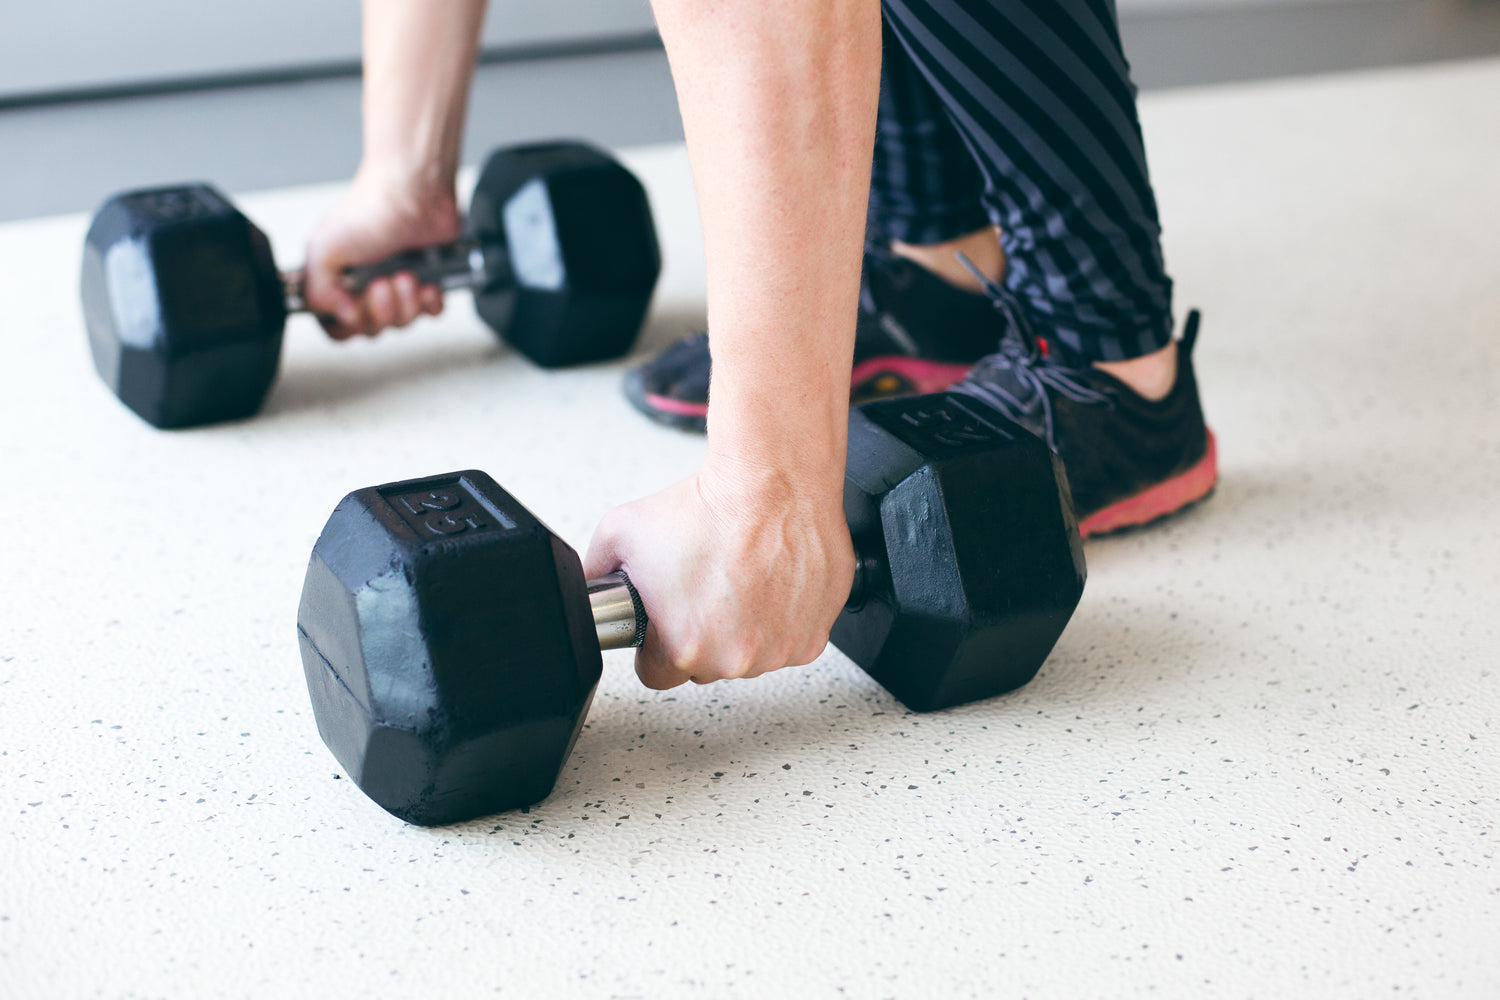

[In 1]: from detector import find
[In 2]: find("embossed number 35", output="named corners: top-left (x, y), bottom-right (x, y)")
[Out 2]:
top-left (398, 491), bottom-right (484, 536)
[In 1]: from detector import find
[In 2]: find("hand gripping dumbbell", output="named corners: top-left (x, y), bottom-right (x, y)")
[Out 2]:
top-left (296, 392), bottom-right (1086, 825)
top-left (80, 141), bottom-right (661, 429)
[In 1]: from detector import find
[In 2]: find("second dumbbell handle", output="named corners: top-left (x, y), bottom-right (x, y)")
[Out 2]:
top-left (586, 544), bottom-right (886, 653)
top-left (281, 238), bottom-right (512, 314)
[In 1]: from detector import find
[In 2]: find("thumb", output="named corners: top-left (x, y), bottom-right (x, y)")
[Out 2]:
top-left (582, 503), bottom-right (632, 581)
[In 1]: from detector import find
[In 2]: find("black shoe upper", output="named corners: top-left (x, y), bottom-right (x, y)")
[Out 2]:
top-left (624, 241), bottom-right (1211, 516)
top-left (632, 330), bottom-right (711, 406)
top-left (854, 244), bottom-right (1004, 365)
top-left (626, 243), bottom-right (1003, 430)
top-left (954, 307), bottom-right (1210, 520)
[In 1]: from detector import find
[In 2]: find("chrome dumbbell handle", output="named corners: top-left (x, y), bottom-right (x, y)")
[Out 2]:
top-left (281, 239), bottom-right (511, 313)
top-left (588, 571), bottom-right (648, 650)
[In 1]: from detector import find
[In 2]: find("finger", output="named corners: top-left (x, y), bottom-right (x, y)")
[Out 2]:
top-left (419, 284), bottom-right (445, 317)
top-left (789, 636), bottom-right (832, 669)
top-left (364, 278), bottom-right (399, 335)
top-left (303, 247), bottom-right (365, 340)
top-left (319, 301), bottom-right (366, 340)
top-left (690, 645), bottom-right (760, 685)
top-left (633, 627), bottom-right (689, 691)
top-left (390, 272), bottom-right (424, 328)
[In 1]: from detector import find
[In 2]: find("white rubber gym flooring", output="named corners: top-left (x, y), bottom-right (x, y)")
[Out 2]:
top-left (3, 58), bottom-right (1497, 999)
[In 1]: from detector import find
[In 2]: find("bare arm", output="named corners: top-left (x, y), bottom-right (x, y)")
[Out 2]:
top-left (304, 0), bottom-right (488, 338)
top-left (585, 0), bottom-right (884, 686)
top-left (358, 0), bottom-right (486, 200)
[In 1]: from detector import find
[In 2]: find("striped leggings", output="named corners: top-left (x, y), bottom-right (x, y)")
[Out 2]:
top-left (870, 0), bottom-right (1174, 362)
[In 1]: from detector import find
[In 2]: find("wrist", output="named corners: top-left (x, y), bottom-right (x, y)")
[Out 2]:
top-left (701, 355), bottom-right (852, 521)
top-left (357, 0), bottom-right (482, 208)
top-left (700, 433), bottom-right (847, 523)
top-left (705, 371), bottom-right (848, 485)
top-left (352, 156), bottom-right (459, 218)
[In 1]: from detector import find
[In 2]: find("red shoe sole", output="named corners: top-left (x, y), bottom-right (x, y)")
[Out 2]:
top-left (850, 356), bottom-right (975, 399)
top-left (1079, 430), bottom-right (1219, 538)
top-left (642, 356), bottom-right (975, 424)
top-left (642, 393), bottom-right (708, 420)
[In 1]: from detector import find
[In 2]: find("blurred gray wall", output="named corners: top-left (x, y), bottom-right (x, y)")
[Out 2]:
top-left (1, 0), bottom-right (1497, 221)
top-left (0, 1), bottom-right (658, 101)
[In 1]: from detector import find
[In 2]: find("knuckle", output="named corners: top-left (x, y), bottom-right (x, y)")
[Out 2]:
top-left (676, 639), bottom-right (752, 684)
top-left (720, 642), bottom-right (765, 682)
top-left (593, 505), bottom-right (627, 541)
top-left (668, 637), bottom-right (706, 678)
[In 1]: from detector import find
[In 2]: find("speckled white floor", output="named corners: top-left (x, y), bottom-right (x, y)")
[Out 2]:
top-left (3, 58), bottom-right (1497, 999)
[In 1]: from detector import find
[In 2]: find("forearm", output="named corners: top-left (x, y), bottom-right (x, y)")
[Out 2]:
top-left (652, 0), bottom-right (883, 503)
top-left (301, 0), bottom-right (484, 337)
top-left (359, 0), bottom-right (488, 200)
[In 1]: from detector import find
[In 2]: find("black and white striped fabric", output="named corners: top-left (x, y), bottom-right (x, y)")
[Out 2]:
top-left (869, 0), bottom-right (1175, 362)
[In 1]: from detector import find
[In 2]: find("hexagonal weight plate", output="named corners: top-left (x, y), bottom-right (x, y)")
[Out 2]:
top-left (80, 184), bottom-right (285, 428)
top-left (297, 470), bottom-right (602, 825)
top-left (833, 394), bottom-right (1086, 712)
top-left (466, 142), bottom-right (660, 367)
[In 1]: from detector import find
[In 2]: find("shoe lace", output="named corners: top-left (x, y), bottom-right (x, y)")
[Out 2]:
top-left (859, 238), bottom-right (903, 315)
top-left (952, 253), bottom-right (1113, 452)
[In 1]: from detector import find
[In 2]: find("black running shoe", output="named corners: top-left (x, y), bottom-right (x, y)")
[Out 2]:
top-left (952, 296), bottom-right (1217, 537)
top-left (623, 245), bottom-right (1002, 432)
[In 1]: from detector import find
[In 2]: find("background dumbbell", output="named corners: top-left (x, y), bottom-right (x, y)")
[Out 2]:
top-left (297, 392), bottom-right (1086, 825)
top-left (81, 141), bottom-right (661, 429)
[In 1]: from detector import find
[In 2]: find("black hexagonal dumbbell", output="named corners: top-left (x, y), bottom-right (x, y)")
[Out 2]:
top-left (297, 392), bottom-right (1086, 825)
top-left (80, 141), bottom-right (661, 429)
